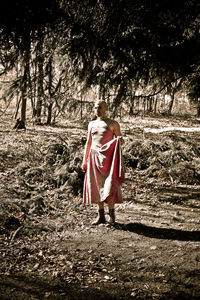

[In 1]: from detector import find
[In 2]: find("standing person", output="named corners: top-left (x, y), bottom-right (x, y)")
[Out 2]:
top-left (82, 100), bottom-right (125, 225)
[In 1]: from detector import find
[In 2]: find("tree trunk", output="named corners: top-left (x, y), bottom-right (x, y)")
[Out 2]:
top-left (168, 92), bottom-right (175, 115)
top-left (21, 90), bottom-right (27, 122)
top-left (154, 96), bottom-right (158, 114)
top-left (46, 55), bottom-right (53, 125)
top-left (14, 97), bottom-right (21, 119)
top-left (35, 34), bottom-right (44, 124)
top-left (32, 58), bottom-right (37, 117)
top-left (80, 96), bottom-right (83, 120)
top-left (197, 99), bottom-right (200, 117)
top-left (147, 96), bottom-right (153, 113)
top-left (46, 103), bottom-right (53, 125)
top-left (129, 105), bottom-right (133, 116)
top-left (20, 39), bottom-right (30, 123)
top-left (14, 63), bottom-right (20, 119)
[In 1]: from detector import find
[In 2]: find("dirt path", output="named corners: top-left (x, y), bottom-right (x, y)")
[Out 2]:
top-left (144, 127), bottom-right (200, 133)
top-left (1, 192), bottom-right (200, 300)
top-left (0, 115), bottom-right (200, 299)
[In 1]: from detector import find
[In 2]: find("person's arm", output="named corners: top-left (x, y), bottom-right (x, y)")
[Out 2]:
top-left (82, 122), bottom-right (92, 172)
top-left (112, 120), bottom-right (124, 145)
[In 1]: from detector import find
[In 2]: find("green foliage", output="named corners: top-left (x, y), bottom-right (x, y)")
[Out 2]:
top-left (60, 0), bottom-right (200, 107)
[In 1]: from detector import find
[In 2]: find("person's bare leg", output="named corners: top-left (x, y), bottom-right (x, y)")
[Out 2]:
top-left (108, 202), bottom-right (114, 210)
top-left (98, 202), bottom-right (104, 210)
top-left (92, 202), bottom-right (106, 225)
top-left (107, 196), bottom-right (115, 225)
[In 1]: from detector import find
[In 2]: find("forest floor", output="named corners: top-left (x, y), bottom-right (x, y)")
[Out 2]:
top-left (0, 112), bottom-right (200, 299)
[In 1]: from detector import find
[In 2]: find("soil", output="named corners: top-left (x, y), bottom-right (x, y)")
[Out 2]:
top-left (0, 113), bottom-right (200, 300)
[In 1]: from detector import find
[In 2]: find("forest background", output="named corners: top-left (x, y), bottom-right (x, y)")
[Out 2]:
top-left (0, 0), bottom-right (200, 123)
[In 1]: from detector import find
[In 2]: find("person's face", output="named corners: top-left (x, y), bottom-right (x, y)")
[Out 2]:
top-left (94, 102), bottom-right (107, 117)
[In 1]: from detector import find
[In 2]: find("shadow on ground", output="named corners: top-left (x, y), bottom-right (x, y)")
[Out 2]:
top-left (0, 274), bottom-right (117, 300)
top-left (114, 222), bottom-right (200, 242)
top-left (1, 273), bottom-right (200, 300)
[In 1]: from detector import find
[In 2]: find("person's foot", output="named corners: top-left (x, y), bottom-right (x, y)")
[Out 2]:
top-left (92, 209), bottom-right (106, 225)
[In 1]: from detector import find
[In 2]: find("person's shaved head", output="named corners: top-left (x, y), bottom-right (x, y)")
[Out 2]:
top-left (94, 100), bottom-right (108, 118)
top-left (94, 100), bottom-right (108, 110)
